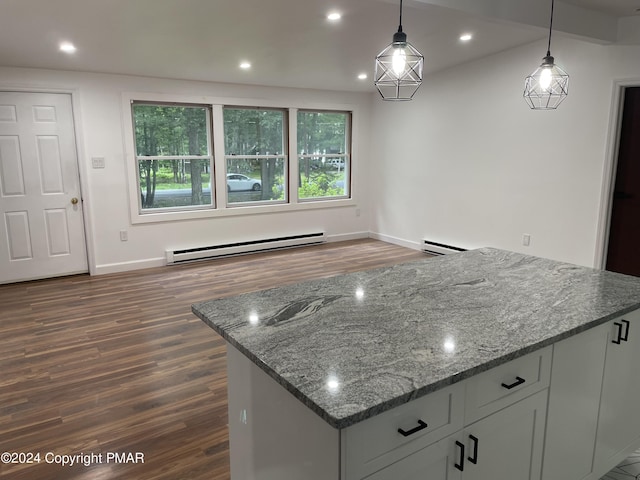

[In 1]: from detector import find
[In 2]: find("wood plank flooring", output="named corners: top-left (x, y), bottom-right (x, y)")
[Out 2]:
top-left (0, 239), bottom-right (427, 480)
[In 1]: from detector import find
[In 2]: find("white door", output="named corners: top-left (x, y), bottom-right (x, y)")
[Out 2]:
top-left (0, 92), bottom-right (87, 284)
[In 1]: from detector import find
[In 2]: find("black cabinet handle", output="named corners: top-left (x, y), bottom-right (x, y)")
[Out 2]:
top-left (613, 322), bottom-right (623, 344)
top-left (621, 319), bottom-right (630, 342)
top-left (454, 440), bottom-right (465, 471)
top-left (468, 434), bottom-right (479, 464)
top-left (501, 376), bottom-right (526, 390)
top-left (613, 319), bottom-right (631, 344)
top-left (397, 419), bottom-right (428, 437)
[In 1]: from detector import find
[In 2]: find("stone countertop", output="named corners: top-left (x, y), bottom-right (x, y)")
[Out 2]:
top-left (191, 248), bottom-right (640, 429)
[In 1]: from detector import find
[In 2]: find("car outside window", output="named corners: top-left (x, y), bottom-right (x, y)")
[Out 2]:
top-left (223, 107), bottom-right (287, 206)
top-left (132, 102), bottom-right (213, 212)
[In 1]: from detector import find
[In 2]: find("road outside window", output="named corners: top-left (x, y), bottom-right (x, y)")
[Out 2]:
top-left (132, 103), bottom-right (213, 211)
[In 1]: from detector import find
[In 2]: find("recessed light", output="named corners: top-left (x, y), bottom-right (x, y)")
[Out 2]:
top-left (239, 62), bottom-right (251, 69)
top-left (459, 33), bottom-right (473, 42)
top-left (59, 42), bottom-right (77, 53)
top-left (357, 73), bottom-right (368, 80)
top-left (327, 12), bottom-right (341, 21)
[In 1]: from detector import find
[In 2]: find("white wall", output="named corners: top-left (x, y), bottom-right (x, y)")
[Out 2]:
top-left (370, 37), bottom-right (640, 267)
top-left (4, 35), bottom-right (640, 275)
top-left (0, 67), bottom-right (373, 274)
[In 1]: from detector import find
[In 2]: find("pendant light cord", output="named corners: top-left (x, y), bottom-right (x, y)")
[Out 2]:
top-left (398, 0), bottom-right (403, 32)
top-left (547, 0), bottom-right (554, 56)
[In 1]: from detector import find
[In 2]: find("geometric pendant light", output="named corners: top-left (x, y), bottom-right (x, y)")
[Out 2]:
top-left (523, 0), bottom-right (569, 109)
top-left (374, 0), bottom-right (424, 101)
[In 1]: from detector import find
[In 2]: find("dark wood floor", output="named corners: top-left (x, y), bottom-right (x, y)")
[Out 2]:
top-left (0, 239), bottom-right (427, 480)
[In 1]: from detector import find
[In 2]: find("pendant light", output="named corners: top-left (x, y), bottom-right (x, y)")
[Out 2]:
top-left (523, 0), bottom-right (569, 109)
top-left (374, 0), bottom-right (424, 101)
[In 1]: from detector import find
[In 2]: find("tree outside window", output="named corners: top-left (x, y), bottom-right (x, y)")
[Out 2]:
top-left (223, 107), bottom-right (287, 205)
top-left (133, 103), bottom-right (212, 210)
top-left (297, 111), bottom-right (350, 200)
top-left (129, 100), bottom-right (353, 218)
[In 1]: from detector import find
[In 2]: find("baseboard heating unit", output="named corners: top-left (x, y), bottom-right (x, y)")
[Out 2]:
top-left (422, 240), bottom-right (467, 256)
top-left (166, 232), bottom-right (326, 264)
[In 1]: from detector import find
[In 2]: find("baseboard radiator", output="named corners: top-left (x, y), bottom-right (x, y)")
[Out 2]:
top-left (422, 240), bottom-right (467, 256)
top-left (166, 232), bottom-right (326, 264)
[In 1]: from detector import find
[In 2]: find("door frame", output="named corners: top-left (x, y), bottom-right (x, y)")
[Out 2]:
top-left (594, 79), bottom-right (640, 270)
top-left (0, 84), bottom-right (96, 276)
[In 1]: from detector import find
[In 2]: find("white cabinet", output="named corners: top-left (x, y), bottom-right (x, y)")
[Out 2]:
top-left (362, 389), bottom-right (548, 480)
top-left (542, 308), bottom-right (640, 480)
top-left (227, 342), bottom-right (551, 480)
top-left (226, 346), bottom-right (340, 480)
top-left (464, 347), bottom-right (551, 424)
top-left (593, 308), bottom-right (640, 477)
top-left (542, 323), bottom-right (608, 480)
top-left (342, 382), bottom-right (465, 480)
top-left (345, 348), bottom-right (551, 480)
top-left (225, 308), bottom-right (640, 480)
top-left (459, 389), bottom-right (547, 480)
top-left (365, 435), bottom-right (461, 480)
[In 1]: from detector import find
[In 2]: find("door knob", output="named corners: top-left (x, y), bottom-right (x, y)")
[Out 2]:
top-left (71, 197), bottom-right (79, 205)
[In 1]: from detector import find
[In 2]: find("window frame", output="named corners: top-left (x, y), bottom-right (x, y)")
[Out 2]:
top-left (122, 93), bottom-right (358, 225)
top-left (131, 101), bottom-right (214, 214)
top-left (297, 109), bottom-right (352, 202)
top-left (223, 106), bottom-right (289, 208)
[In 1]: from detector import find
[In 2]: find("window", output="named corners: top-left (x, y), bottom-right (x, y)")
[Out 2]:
top-left (297, 110), bottom-right (350, 200)
top-left (223, 107), bottom-right (287, 205)
top-left (125, 94), bottom-right (356, 223)
top-left (132, 103), bottom-right (212, 211)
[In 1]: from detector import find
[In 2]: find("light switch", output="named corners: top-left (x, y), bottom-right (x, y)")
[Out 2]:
top-left (92, 157), bottom-right (105, 169)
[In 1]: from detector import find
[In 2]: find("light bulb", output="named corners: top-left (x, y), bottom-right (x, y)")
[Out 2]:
top-left (392, 48), bottom-right (407, 76)
top-left (539, 67), bottom-right (552, 91)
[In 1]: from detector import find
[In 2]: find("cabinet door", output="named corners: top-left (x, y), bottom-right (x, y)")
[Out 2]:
top-left (366, 434), bottom-right (462, 480)
top-left (542, 323), bottom-right (608, 480)
top-left (459, 390), bottom-right (547, 480)
top-left (594, 310), bottom-right (640, 472)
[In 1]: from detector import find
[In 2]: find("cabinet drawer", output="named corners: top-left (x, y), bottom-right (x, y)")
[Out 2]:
top-left (342, 382), bottom-right (464, 480)
top-left (464, 346), bottom-right (551, 424)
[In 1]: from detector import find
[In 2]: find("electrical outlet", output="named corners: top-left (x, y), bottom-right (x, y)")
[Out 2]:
top-left (522, 234), bottom-right (531, 247)
top-left (120, 230), bottom-right (128, 242)
top-left (92, 157), bottom-right (105, 169)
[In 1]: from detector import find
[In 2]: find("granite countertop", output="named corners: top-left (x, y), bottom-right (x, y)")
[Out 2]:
top-left (191, 248), bottom-right (640, 429)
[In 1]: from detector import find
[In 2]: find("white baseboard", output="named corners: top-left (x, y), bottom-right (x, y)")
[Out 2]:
top-left (94, 257), bottom-right (166, 275)
top-left (327, 231), bottom-right (369, 243)
top-left (369, 232), bottom-right (422, 251)
top-left (92, 231), bottom-right (415, 276)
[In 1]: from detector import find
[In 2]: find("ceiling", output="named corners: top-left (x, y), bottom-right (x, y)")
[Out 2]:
top-left (0, 0), bottom-right (637, 93)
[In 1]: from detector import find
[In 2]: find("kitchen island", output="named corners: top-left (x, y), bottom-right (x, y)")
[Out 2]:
top-left (192, 247), bottom-right (640, 480)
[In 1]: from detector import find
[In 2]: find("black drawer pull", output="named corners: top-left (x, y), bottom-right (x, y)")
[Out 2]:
top-left (454, 440), bottom-right (465, 471)
top-left (501, 376), bottom-right (526, 390)
top-left (613, 322), bottom-right (624, 344)
top-left (397, 419), bottom-right (428, 437)
top-left (621, 319), bottom-right (630, 342)
top-left (613, 319), bottom-right (630, 344)
top-left (468, 434), bottom-right (479, 464)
